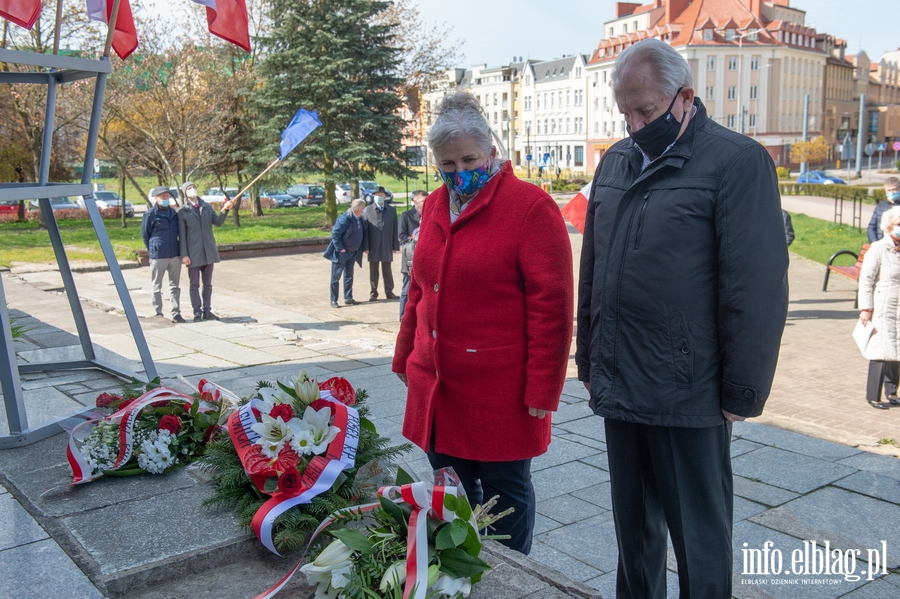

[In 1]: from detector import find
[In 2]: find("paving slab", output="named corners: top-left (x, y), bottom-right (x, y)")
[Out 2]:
top-left (731, 438), bottom-right (765, 457)
top-left (0, 539), bottom-right (104, 599)
top-left (572, 482), bottom-right (614, 511)
top-left (732, 446), bottom-right (858, 494)
top-left (733, 421), bottom-right (863, 462)
top-left (838, 452), bottom-right (900, 480)
top-left (533, 436), bottom-right (603, 472)
top-left (840, 579), bottom-right (900, 598)
top-left (529, 539), bottom-right (605, 582)
top-left (833, 470), bottom-right (900, 505)
top-left (532, 460), bottom-right (608, 501)
top-left (537, 512), bottom-right (619, 573)
top-left (733, 475), bottom-right (802, 507)
top-left (555, 415), bottom-right (606, 442)
top-left (0, 492), bottom-right (49, 550)
top-left (537, 493), bottom-right (609, 525)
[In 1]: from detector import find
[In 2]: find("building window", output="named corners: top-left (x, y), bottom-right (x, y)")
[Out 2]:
top-left (729, 56), bottom-right (738, 70)
top-left (575, 146), bottom-right (584, 166)
top-left (566, 117), bottom-right (571, 133)
top-left (608, 27), bottom-right (614, 38)
top-left (748, 30), bottom-right (758, 41)
top-left (633, 20), bottom-right (638, 32)
top-left (750, 55), bottom-right (760, 70)
top-left (749, 114), bottom-right (757, 128)
top-left (728, 86), bottom-right (736, 100)
top-left (575, 67), bottom-right (582, 78)
top-left (707, 56), bottom-right (716, 71)
top-left (750, 86), bottom-right (758, 100)
top-left (703, 29), bottom-right (713, 41)
top-left (725, 29), bottom-right (735, 41)
top-left (706, 86), bottom-right (715, 100)
top-left (727, 114), bottom-right (736, 128)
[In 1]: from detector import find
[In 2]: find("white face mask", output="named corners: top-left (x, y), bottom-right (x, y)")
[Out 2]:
top-left (186, 188), bottom-right (198, 199)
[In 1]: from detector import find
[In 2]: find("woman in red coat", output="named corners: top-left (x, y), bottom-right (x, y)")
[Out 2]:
top-left (392, 91), bottom-right (573, 554)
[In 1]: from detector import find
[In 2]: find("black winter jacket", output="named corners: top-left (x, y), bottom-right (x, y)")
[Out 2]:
top-left (575, 100), bottom-right (788, 427)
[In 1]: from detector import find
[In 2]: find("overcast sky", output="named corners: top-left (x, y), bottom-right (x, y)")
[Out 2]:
top-left (414, 0), bottom-right (898, 67)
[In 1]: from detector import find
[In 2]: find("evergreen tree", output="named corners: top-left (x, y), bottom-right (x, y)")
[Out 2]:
top-left (254, 0), bottom-right (410, 223)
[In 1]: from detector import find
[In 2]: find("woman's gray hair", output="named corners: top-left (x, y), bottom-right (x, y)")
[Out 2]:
top-left (611, 38), bottom-right (693, 101)
top-left (428, 91), bottom-right (492, 154)
top-left (880, 205), bottom-right (900, 234)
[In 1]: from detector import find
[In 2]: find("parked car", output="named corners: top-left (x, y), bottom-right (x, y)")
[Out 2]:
top-left (358, 180), bottom-right (393, 204)
top-left (797, 171), bottom-right (847, 185)
top-left (27, 197), bottom-right (81, 212)
top-left (335, 183), bottom-right (352, 204)
top-left (0, 199), bottom-right (22, 215)
top-left (201, 187), bottom-right (248, 203)
top-left (77, 191), bottom-right (135, 217)
top-left (260, 190), bottom-right (298, 207)
top-left (287, 184), bottom-right (326, 206)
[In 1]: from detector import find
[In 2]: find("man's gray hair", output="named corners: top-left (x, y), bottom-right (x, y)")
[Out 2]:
top-left (611, 38), bottom-right (693, 101)
top-left (427, 91), bottom-right (492, 154)
top-left (350, 199), bottom-right (366, 210)
top-left (881, 205), bottom-right (900, 233)
top-left (885, 176), bottom-right (900, 188)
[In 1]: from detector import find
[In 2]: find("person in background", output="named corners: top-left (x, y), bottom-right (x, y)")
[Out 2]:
top-left (398, 190), bottom-right (427, 320)
top-left (858, 206), bottom-right (900, 410)
top-left (576, 39), bottom-right (788, 597)
top-left (142, 186), bottom-right (184, 323)
top-left (324, 199), bottom-right (367, 309)
top-left (363, 187), bottom-right (399, 301)
top-left (177, 181), bottom-right (233, 321)
top-left (392, 91), bottom-right (573, 555)
top-left (783, 209), bottom-right (795, 246)
top-left (867, 176), bottom-right (900, 242)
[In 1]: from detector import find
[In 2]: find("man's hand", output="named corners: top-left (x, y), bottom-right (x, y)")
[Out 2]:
top-left (339, 249), bottom-right (346, 253)
top-left (182, 256), bottom-right (191, 266)
top-left (528, 407), bottom-right (550, 419)
top-left (223, 200), bottom-right (234, 211)
top-left (396, 373), bottom-right (408, 386)
top-left (722, 409), bottom-right (746, 422)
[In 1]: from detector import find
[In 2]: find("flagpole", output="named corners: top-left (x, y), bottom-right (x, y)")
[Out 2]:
top-left (103, 0), bottom-right (123, 58)
top-left (52, 0), bottom-right (64, 55)
top-left (229, 159), bottom-right (283, 209)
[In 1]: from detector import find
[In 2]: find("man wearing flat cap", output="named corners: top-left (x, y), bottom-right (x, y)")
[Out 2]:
top-left (142, 186), bottom-right (185, 323)
top-left (177, 182), bottom-right (233, 321)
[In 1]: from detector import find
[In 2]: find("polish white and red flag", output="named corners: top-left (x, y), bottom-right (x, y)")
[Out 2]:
top-left (0, 0), bottom-right (43, 29)
top-left (560, 182), bottom-right (592, 234)
top-left (192, 0), bottom-right (251, 53)
top-left (86, 0), bottom-right (139, 60)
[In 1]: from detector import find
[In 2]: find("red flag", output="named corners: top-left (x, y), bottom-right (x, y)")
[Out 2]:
top-left (561, 183), bottom-right (592, 234)
top-left (0, 0), bottom-right (42, 29)
top-left (86, 0), bottom-right (139, 60)
top-left (194, 0), bottom-right (251, 53)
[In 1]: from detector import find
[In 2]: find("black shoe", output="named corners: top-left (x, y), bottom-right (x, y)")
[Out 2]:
top-left (345, 299), bottom-right (361, 305)
top-left (886, 395), bottom-right (900, 406)
top-left (172, 314), bottom-right (186, 324)
top-left (202, 311), bottom-right (219, 320)
top-left (386, 293), bottom-right (400, 300)
top-left (868, 399), bottom-right (891, 410)
top-left (369, 294), bottom-right (378, 302)
top-left (193, 313), bottom-right (203, 322)
top-left (330, 301), bottom-right (340, 308)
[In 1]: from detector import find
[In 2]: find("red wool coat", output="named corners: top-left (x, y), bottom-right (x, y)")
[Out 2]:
top-left (392, 162), bottom-right (574, 461)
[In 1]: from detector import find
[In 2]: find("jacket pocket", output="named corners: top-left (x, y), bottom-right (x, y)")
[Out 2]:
top-left (667, 312), bottom-right (693, 389)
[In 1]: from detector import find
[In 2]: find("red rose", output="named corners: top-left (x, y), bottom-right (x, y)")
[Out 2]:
top-left (118, 399), bottom-right (133, 410)
top-left (278, 471), bottom-right (303, 496)
top-left (309, 399), bottom-right (336, 416)
top-left (203, 424), bottom-right (223, 443)
top-left (95, 392), bottom-right (122, 408)
top-left (318, 377), bottom-right (356, 406)
top-left (269, 403), bottom-right (294, 422)
top-left (159, 414), bottom-right (183, 435)
top-left (180, 402), bottom-right (192, 414)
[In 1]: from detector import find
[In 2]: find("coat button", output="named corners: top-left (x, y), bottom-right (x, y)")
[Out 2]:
top-left (432, 330), bottom-right (437, 338)
top-left (743, 389), bottom-right (754, 399)
top-left (433, 284), bottom-right (439, 292)
top-left (681, 345), bottom-right (690, 354)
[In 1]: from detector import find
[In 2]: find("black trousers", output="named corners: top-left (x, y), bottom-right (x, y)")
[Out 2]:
top-left (187, 263), bottom-right (214, 315)
top-left (866, 360), bottom-right (899, 401)
top-left (427, 447), bottom-right (535, 555)
top-left (605, 418), bottom-right (733, 599)
top-left (369, 261), bottom-right (394, 296)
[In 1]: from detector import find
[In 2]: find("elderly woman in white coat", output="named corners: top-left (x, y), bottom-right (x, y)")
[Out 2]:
top-left (858, 205), bottom-right (900, 409)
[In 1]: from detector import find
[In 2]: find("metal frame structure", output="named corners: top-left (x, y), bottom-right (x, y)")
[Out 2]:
top-left (0, 48), bottom-right (157, 448)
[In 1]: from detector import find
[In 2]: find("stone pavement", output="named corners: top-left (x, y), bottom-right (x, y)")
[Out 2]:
top-left (2, 208), bottom-right (900, 598)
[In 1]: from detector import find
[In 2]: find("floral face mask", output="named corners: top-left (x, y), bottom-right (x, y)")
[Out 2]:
top-left (439, 160), bottom-right (492, 196)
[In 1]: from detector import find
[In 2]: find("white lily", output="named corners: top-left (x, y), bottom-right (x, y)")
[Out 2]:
top-left (288, 406), bottom-right (340, 455)
top-left (250, 413), bottom-right (293, 458)
top-left (300, 539), bottom-right (354, 599)
top-left (288, 369), bottom-right (320, 406)
top-left (431, 573), bottom-right (472, 598)
top-left (257, 386), bottom-right (292, 409)
top-left (379, 560), bottom-right (407, 592)
top-left (315, 538), bottom-right (354, 567)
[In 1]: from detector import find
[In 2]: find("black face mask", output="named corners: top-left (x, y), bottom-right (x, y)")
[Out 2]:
top-left (627, 87), bottom-right (685, 157)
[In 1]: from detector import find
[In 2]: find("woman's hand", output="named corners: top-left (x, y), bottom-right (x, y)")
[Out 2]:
top-left (528, 407), bottom-right (550, 419)
top-left (396, 373), bottom-right (408, 386)
top-left (860, 309), bottom-right (872, 325)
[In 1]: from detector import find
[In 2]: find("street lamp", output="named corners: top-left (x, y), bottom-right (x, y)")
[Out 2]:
top-left (526, 121), bottom-right (532, 178)
top-left (729, 28), bottom-right (760, 135)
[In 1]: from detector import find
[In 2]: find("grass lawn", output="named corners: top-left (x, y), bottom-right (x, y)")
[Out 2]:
top-left (787, 212), bottom-right (868, 265)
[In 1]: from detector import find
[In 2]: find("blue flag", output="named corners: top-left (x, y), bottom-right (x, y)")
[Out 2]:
top-left (279, 108), bottom-right (322, 160)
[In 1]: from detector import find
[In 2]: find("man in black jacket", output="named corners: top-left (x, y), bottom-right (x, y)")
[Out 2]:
top-left (576, 39), bottom-right (788, 598)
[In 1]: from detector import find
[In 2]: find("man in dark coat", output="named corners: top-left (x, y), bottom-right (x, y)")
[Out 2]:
top-left (398, 190), bottom-right (427, 320)
top-left (576, 39), bottom-right (788, 598)
top-left (324, 200), bottom-right (367, 308)
top-left (363, 187), bottom-right (399, 301)
top-left (867, 176), bottom-right (900, 242)
top-left (177, 181), bottom-right (233, 321)
top-left (142, 186), bottom-right (184, 323)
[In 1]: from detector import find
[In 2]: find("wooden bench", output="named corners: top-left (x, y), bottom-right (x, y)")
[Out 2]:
top-left (822, 243), bottom-right (869, 308)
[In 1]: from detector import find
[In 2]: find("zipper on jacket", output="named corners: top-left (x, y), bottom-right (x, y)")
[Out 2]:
top-left (634, 193), bottom-right (650, 250)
